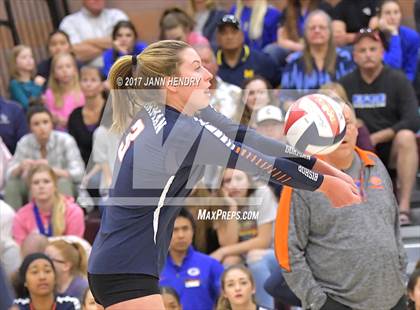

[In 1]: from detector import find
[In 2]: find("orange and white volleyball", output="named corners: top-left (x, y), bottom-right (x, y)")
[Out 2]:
top-left (283, 93), bottom-right (346, 155)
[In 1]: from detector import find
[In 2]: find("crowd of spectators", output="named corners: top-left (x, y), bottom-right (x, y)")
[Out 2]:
top-left (1, 0), bottom-right (420, 309)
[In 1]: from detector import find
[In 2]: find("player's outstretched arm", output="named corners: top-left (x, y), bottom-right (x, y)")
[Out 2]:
top-left (198, 105), bottom-right (317, 168)
top-left (317, 175), bottom-right (362, 208)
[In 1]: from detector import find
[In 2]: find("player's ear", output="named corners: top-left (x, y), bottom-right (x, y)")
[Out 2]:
top-left (164, 76), bottom-right (177, 93)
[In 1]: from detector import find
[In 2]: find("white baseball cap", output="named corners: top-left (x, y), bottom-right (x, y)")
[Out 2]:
top-left (256, 105), bottom-right (284, 124)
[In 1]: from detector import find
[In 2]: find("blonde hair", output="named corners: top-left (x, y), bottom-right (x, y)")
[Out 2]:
top-left (216, 264), bottom-right (256, 310)
top-left (28, 164), bottom-right (67, 236)
top-left (9, 45), bottom-right (35, 80)
top-left (187, 0), bottom-right (215, 14)
top-left (303, 10), bottom-right (336, 75)
top-left (235, 0), bottom-right (267, 41)
top-left (48, 52), bottom-right (81, 108)
top-left (108, 40), bottom-right (190, 133)
top-left (48, 239), bottom-right (88, 276)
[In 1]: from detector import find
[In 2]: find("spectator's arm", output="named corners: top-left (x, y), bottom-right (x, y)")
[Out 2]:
top-left (383, 35), bottom-right (403, 70)
top-left (282, 191), bottom-right (327, 310)
top-left (65, 203), bottom-right (85, 237)
top-left (9, 80), bottom-right (28, 109)
top-left (63, 135), bottom-right (85, 182)
top-left (277, 27), bottom-right (304, 52)
top-left (14, 107), bottom-right (29, 142)
top-left (370, 128), bottom-right (395, 146)
top-left (12, 212), bottom-right (29, 246)
top-left (393, 75), bottom-right (420, 132)
top-left (213, 197), bottom-right (239, 246)
top-left (210, 259), bottom-right (224, 302)
top-left (6, 139), bottom-right (30, 178)
top-left (332, 20), bottom-right (356, 47)
top-left (211, 222), bottom-right (273, 259)
top-left (403, 32), bottom-right (420, 82)
top-left (72, 40), bottom-right (109, 63)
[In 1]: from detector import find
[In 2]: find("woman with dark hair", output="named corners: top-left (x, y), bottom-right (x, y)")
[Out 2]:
top-left (13, 253), bottom-right (80, 310)
top-left (159, 7), bottom-right (210, 46)
top-left (263, 0), bottom-right (332, 68)
top-left (237, 76), bottom-right (277, 127)
top-left (37, 30), bottom-right (75, 81)
top-left (87, 40), bottom-right (360, 309)
top-left (102, 21), bottom-right (147, 78)
top-left (161, 286), bottom-right (182, 310)
top-left (369, 0), bottom-right (420, 81)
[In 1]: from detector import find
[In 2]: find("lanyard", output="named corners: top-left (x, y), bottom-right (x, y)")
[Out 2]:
top-left (29, 302), bottom-right (56, 310)
top-left (33, 204), bottom-right (52, 237)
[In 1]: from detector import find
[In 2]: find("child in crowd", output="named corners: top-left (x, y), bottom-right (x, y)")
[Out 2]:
top-left (9, 45), bottom-right (44, 110)
top-left (44, 52), bottom-right (85, 131)
top-left (37, 30), bottom-right (76, 80)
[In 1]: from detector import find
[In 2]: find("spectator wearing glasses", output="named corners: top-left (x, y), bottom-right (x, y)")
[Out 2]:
top-left (45, 239), bottom-right (89, 302)
top-left (281, 10), bottom-right (354, 97)
top-left (215, 14), bottom-right (280, 88)
top-left (339, 28), bottom-right (420, 225)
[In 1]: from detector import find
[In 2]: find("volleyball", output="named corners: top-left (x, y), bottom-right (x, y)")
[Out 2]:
top-left (283, 94), bottom-right (346, 155)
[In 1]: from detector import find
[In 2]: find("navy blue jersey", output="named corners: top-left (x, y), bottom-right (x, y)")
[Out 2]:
top-left (88, 103), bottom-right (323, 277)
top-left (14, 296), bottom-right (80, 310)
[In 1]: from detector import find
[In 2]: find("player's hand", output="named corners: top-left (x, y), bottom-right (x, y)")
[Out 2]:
top-left (317, 175), bottom-right (362, 208)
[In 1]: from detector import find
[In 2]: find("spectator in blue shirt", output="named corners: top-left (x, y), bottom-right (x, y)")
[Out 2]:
top-left (0, 97), bottom-right (28, 154)
top-left (102, 21), bottom-right (147, 78)
top-left (263, 0), bottom-right (333, 69)
top-left (229, 0), bottom-right (282, 51)
top-left (281, 10), bottom-right (354, 98)
top-left (160, 208), bottom-right (224, 310)
top-left (369, 0), bottom-right (420, 81)
top-left (216, 14), bottom-right (280, 87)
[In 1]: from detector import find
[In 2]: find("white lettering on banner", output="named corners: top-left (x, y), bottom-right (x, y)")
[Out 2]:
top-left (298, 165), bottom-right (318, 182)
top-left (197, 208), bottom-right (259, 221)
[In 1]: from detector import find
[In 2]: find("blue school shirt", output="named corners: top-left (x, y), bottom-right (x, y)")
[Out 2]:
top-left (160, 246), bottom-right (224, 310)
top-left (383, 25), bottom-right (420, 82)
top-left (102, 41), bottom-right (147, 78)
top-left (281, 48), bottom-right (355, 97)
top-left (230, 5), bottom-right (282, 50)
top-left (216, 45), bottom-right (280, 87)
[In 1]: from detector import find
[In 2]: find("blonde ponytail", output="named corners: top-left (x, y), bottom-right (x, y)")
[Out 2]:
top-left (108, 40), bottom-right (190, 133)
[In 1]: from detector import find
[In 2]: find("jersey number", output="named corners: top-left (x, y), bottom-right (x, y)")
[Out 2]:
top-left (117, 119), bottom-right (145, 162)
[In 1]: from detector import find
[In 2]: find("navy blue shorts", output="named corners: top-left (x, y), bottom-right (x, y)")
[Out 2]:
top-left (88, 273), bottom-right (160, 308)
